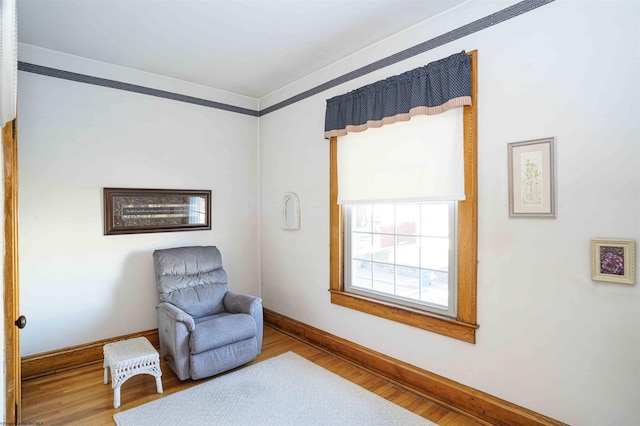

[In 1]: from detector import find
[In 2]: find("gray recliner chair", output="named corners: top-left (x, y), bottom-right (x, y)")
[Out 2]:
top-left (153, 246), bottom-right (263, 380)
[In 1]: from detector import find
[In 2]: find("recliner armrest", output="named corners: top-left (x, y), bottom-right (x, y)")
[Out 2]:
top-left (156, 302), bottom-right (196, 332)
top-left (223, 291), bottom-right (262, 315)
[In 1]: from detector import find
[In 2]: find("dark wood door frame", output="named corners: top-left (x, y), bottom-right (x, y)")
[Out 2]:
top-left (3, 118), bottom-right (21, 423)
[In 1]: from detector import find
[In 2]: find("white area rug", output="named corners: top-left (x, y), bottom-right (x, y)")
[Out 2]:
top-left (114, 351), bottom-right (434, 425)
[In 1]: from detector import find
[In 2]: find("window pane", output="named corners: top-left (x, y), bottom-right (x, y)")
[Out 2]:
top-left (421, 203), bottom-right (449, 237)
top-left (353, 204), bottom-right (372, 232)
top-left (352, 232), bottom-right (372, 261)
top-left (372, 262), bottom-right (394, 293)
top-left (396, 266), bottom-right (420, 299)
top-left (372, 205), bottom-right (395, 263)
top-left (352, 260), bottom-right (372, 289)
top-left (421, 268), bottom-right (449, 307)
top-left (395, 237), bottom-right (419, 267)
top-left (396, 204), bottom-right (420, 236)
top-left (373, 204), bottom-right (394, 234)
top-left (371, 240), bottom-right (394, 264)
top-left (420, 236), bottom-right (449, 271)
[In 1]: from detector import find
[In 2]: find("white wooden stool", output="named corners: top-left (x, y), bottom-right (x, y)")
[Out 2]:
top-left (103, 336), bottom-right (163, 408)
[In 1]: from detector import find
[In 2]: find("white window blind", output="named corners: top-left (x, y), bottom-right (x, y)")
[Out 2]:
top-left (337, 107), bottom-right (465, 204)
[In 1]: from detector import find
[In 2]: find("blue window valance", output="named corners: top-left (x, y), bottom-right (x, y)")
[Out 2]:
top-left (324, 51), bottom-right (471, 139)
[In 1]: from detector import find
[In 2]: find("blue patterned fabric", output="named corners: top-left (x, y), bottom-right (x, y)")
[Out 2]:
top-left (324, 51), bottom-right (471, 138)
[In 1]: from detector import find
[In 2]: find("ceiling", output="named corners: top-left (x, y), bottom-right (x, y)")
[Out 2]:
top-left (17, 0), bottom-right (467, 99)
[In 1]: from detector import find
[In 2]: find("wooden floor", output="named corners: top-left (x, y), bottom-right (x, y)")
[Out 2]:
top-left (22, 326), bottom-right (482, 425)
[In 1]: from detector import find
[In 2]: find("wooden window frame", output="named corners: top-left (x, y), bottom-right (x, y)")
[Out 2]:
top-left (329, 51), bottom-right (478, 343)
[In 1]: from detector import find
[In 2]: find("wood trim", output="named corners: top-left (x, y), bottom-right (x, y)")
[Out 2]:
top-left (264, 309), bottom-right (564, 426)
top-left (329, 136), bottom-right (343, 292)
top-left (3, 119), bottom-right (21, 423)
top-left (21, 329), bottom-right (159, 380)
top-left (329, 51), bottom-right (479, 343)
top-left (458, 49), bottom-right (478, 324)
top-left (330, 290), bottom-right (476, 343)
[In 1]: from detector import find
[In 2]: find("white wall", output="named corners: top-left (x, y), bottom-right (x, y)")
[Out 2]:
top-left (18, 48), bottom-right (261, 356)
top-left (13, 1), bottom-right (640, 424)
top-left (259, 1), bottom-right (640, 425)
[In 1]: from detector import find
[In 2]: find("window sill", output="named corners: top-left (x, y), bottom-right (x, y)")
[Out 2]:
top-left (329, 290), bottom-right (477, 343)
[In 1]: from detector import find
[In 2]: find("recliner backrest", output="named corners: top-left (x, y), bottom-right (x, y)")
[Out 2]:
top-left (153, 246), bottom-right (228, 318)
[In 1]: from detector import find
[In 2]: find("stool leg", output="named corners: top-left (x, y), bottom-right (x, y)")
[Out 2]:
top-left (114, 386), bottom-right (121, 409)
top-left (155, 376), bottom-right (163, 394)
top-left (104, 366), bottom-right (109, 385)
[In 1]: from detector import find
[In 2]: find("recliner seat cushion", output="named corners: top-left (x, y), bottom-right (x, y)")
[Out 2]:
top-left (189, 313), bottom-right (257, 354)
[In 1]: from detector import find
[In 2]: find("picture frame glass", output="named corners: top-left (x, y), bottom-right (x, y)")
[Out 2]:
top-left (104, 188), bottom-right (211, 235)
top-left (591, 239), bottom-right (636, 285)
top-left (508, 137), bottom-right (555, 217)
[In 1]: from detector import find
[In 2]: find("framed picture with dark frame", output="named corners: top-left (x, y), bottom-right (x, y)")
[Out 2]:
top-left (103, 188), bottom-right (211, 235)
top-left (591, 239), bottom-right (635, 285)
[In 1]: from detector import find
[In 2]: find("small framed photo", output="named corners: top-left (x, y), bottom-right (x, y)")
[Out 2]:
top-left (508, 137), bottom-right (555, 217)
top-left (591, 239), bottom-right (635, 285)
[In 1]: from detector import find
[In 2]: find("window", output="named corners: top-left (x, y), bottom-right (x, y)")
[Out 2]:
top-left (329, 51), bottom-right (477, 343)
top-left (345, 202), bottom-right (457, 316)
